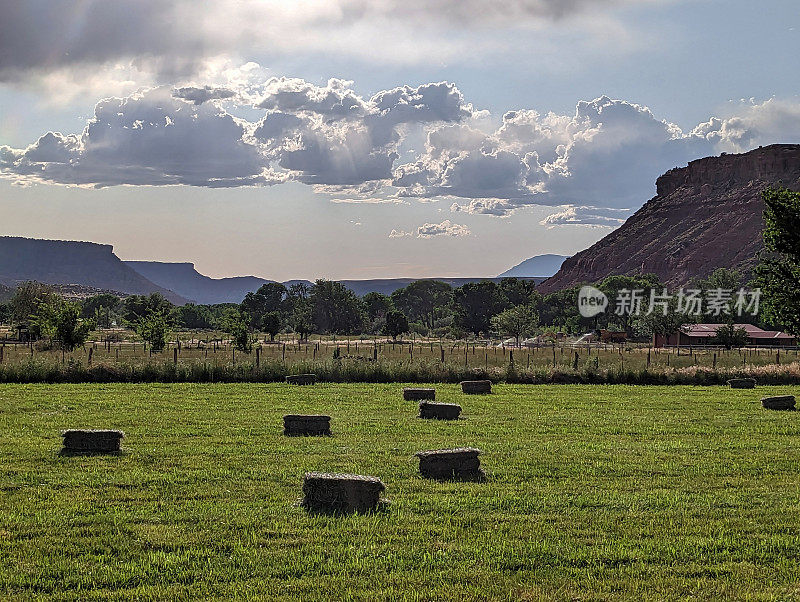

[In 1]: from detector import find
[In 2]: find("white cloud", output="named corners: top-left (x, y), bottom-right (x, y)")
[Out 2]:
top-left (2, 72), bottom-right (799, 222)
top-left (389, 229), bottom-right (412, 238)
top-left (416, 220), bottom-right (471, 238)
top-left (539, 206), bottom-right (630, 227)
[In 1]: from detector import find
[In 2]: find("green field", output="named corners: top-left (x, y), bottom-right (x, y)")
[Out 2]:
top-left (2, 383), bottom-right (800, 600)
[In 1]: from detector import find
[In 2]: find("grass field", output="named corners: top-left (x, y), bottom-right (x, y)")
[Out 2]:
top-left (2, 383), bottom-right (800, 600)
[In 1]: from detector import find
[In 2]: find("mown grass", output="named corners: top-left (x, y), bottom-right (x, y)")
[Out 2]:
top-left (2, 383), bottom-right (800, 600)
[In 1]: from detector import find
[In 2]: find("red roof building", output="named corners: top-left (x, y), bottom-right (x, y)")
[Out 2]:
top-left (654, 324), bottom-right (796, 347)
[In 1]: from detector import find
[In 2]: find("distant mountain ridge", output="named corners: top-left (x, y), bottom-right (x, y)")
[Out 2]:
top-left (539, 144), bottom-right (800, 293)
top-left (125, 261), bottom-right (272, 305)
top-left (125, 261), bottom-right (545, 303)
top-left (498, 254), bottom-right (569, 278)
top-left (0, 237), bottom-right (186, 303)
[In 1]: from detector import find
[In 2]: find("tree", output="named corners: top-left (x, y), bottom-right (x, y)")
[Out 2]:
top-left (498, 278), bottom-right (540, 307)
top-left (219, 308), bottom-right (252, 352)
top-left (391, 280), bottom-right (453, 330)
top-left (633, 297), bottom-right (691, 342)
top-left (52, 299), bottom-right (94, 351)
top-left (81, 294), bottom-right (121, 328)
top-left (261, 311), bottom-right (283, 341)
top-left (289, 300), bottom-right (314, 342)
top-left (310, 280), bottom-right (366, 334)
top-left (10, 281), bottom-right (56, 325)
top-left (713, 320), bottom-right (749, 349)
top-left (755, 188), bottom-right (800, 334)
top-left (123, 293), bottom-right (173, 325)
top-left (363, 292), bottom-right (394, 322)
top-left (136, 312), bottom-right (170, 352)
top-left (597, 274), bottom-right (662, 334)
top-left (172, 304), bottom-right (215, 329)
top-left (240, 283), bottom-right (287, 330)
top-left (491, 304), bottom-right (539, 346)
top-left (452, 281), bottom-right (508, 336)
top-left (382, 310), bottom-right (409, 341)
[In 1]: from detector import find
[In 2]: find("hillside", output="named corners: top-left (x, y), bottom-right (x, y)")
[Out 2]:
top-left (125, 261), bottom-right (271, 305)
top-left (123, 262), bottom-right (545, 303)
top-left (539, 144), bottom-right (800, 293)
top-left (498, 254), bottom-right (569, 278)
top-left (0, 237), bottom-right (185, 303)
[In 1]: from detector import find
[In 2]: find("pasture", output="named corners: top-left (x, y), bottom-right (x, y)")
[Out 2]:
top-left (1, 383), bottom-right (800, 600)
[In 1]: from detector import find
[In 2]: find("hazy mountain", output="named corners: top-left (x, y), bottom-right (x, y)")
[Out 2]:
top-left (539, 144), bottom-right (800, 293)
top-left (125, 261), bottom-right (272, 305)
top-left (0, 237), bottom-right (185, 303)
top-left (498, 254), bottom-right (569, 278)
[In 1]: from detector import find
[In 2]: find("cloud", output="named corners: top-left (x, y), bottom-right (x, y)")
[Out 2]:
top-left (173, 85), bottom-right (237, 105)
top-left (539, 206), bottom-right (630, 227)
top-left (0, 87), bottom-right (275, 187)
top-left (416, 220), bottom-right (472, 238)
top-left (2, 72), bottom-right (799, 220)
top-left (0, 0), bottom-right (680, 90)
top-left (389, 229), bottom-right (412, 238)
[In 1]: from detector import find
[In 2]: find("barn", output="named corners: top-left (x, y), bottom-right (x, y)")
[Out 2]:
top-left (654, 324), bottom-right (796, 347)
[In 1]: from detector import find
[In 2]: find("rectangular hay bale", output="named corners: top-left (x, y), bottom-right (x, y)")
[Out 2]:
top-left (418, 401), bottom-right (461, 420)
top-left (728, 378), bottom-right (756, 389)
top-left (403, 388), bottom-right (435, 401)
top-left (302, 472), bottom-right (385, 514)
top-left (460, 380), bottom-right (492, 394)
top-left (761, 395), bottom-right (795, 411)
top-left (61, 429), bottom-right (124, 453)
top-left (415, 447), bottom-right (483, 480)
top-left (286, 374), bottom-right (317, 385)
top-left (283, 414), bottom-right (331, 436)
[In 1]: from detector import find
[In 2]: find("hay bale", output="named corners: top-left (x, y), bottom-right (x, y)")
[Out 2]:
top-left (418, 401), bottom-right (461, 420)
top-left (61, 429), bottom-right (124, 453)
top-left (415, 447), bottom-right (484, 481)
top-left (302, 472), bottom-right (385, 514)
top-left (728, 378), bottom-right (756, 389)
top-left (286, 374), bottom-right (317, 385)
top-left (403, 388), bottom-right (435, 401)
top-left (761, 395), bottom-right (796, 411)
top-left (460, 380), bottom-right (492, 394)
top-left (283, 414), bottom-right (331, 436)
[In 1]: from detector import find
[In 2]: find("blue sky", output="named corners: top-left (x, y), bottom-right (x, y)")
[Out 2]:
top-left (1, 0), bottom-right (798, 280)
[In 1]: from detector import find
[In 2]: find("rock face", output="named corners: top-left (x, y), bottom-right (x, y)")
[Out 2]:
top-left (539, 145), bottom-right (800, 293)
top-left (0, 237), bottom-right (185, 303)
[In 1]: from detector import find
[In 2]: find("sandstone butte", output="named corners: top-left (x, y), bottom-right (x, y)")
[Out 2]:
top-left (538, 144), bottom-right (800, 294)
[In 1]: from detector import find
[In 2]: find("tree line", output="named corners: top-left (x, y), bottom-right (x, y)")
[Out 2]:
top-left (1, 186), bottom-right (797, 352)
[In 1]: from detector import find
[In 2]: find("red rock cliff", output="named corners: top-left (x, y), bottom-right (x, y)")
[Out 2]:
top-left (538, 144), bottom-right (800, 293)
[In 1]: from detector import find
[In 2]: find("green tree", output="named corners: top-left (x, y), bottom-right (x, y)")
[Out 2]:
top-left (363, 292), bottom-right (394, 322)
top-left (310, 280), bottom-right (365, 334)
top-left (391, 280), bottom-right (453, 330)
top-left (52, 299), bottom-right (94, 351)
top-left (633, 297), bottom-right (691, 342)
top-left (123, 293), bottom-right (173, 325)
top-left (172, 304), bottom-right (215, 329)
top-left (713, 320), bottom-right (749, 349)
top-left (219, 308), bottom-right (252, 352)
top-left (452, 281), bottom-right (507, 336)
top-left (755, 188), bottom-right (800, 334)
top-left (9, 281), bottom-right (56, 327)
top-left (261, 311), bottom-right (283, 341)
top-left (136, 312), bottom-right (170, 352)
top-left (289, 300), bottom-right (314, 342)
top-left (81, 294), bottom-right (121, 328)
top-left (240, 283), bottom-right (287, 330)
top-left (491, 304), bottom-right (539, 346)
top-left (498, 278), bottom-right (540, 307)
top-left (382, 310), bottom-right (409, 341)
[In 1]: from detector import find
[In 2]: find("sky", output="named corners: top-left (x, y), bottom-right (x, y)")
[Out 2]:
top-left (1, 0), bottom-right (799, 280)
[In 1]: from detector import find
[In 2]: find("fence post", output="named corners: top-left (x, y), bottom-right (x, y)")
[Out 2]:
top-left (256, 346), bottom-right (260, 369)
top-left (174, 347), bottom-right (178, 365)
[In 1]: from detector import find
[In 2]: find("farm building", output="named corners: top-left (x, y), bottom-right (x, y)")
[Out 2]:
top-left (654, 324), bottom-right (796, 347)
